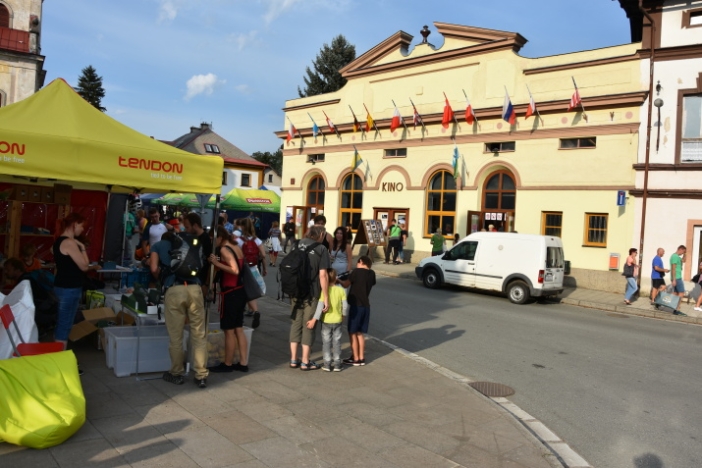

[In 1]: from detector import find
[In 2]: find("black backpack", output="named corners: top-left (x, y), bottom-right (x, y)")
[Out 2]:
top-left (277, 241), bottom-right (320, 302)
top-left (168, 233), bottom-right (203, 282)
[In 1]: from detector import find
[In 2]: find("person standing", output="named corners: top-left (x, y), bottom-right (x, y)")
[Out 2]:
top-left (282, 217), bottom-right (296, 253)
top-left (430, 228), bottom-right (444, 256)
top-left (141, 208), bottom-right (168, 255)
top-left (330, 226), bottom-right (353, 277)
top-left (288, 226), bottom-right (330, 371)
top-left (670, 245), bottom-right (688, 316)
top-left (267, 221), bottom-right (282, 267)
top-left (384, 219), bottom-right (402, 265)
top-left (311, 215), bottom-right (334, 249)
top-left (183, 213), bottom-right (213, 298)
top-left (306, 269), bottom-right (348, 372)
top-left (53, 213), bottom-right (101, 350)
top-left (623, 248), bottom-right (639, 305)
top-left (342, 255), bottom-right (376, 367)
top-left (397, 222), bottom-right (408, 264)
top-left (208, 227), bottom-right (250, 373)
top-left (238, 217), bottom-right (267, 328)
top-left (650, 247), bottom-right (669, 306)
top-left (221, 212), bottom-right (234, 235)
top-left (150, 231), bottom-right (209, 388)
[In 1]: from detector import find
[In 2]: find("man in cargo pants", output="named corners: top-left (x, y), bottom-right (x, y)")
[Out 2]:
top-left (150, 231), bottom-right (209, 388)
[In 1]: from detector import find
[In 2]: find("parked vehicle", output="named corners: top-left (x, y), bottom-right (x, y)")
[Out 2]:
top-left (415, 232), bottom-right (565, 304)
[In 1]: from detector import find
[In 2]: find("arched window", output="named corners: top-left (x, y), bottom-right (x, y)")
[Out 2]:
top-left (425, 170), bottom-right (456, 236)
top-left (482, 171), bottom-right (515, 211)
top-left (0, 4), bottom-right (10, 28)
top-left (339, 173), bottom-right (363, 231)
top-left (307, 175), bottom-right (325, 211)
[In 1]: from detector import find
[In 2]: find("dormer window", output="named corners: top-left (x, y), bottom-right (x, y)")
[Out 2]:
top-left (204, 143), bottom-right (220, 154)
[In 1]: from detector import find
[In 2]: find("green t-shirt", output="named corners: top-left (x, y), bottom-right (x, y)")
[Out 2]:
top-left (430, 234), bottom-right (444, 252)
top-left (319, 285), bottom-right (347, 324)
top-left (670, 253), bottom-right (683, 280)
top-left (389, 225), bottom-right (402, 239)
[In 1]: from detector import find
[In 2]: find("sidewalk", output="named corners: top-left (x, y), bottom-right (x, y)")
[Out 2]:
top-left (372, 260), bottom-right (702, 325)
top-left (0, 295), bottom-right (560, 468)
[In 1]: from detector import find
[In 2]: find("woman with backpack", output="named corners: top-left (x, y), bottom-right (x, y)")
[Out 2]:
top-left (330, 226), bottom-right (353, 278)
top-left (237, 217), bottom-right (267, 329)
top-left (208, 227), bottom-right (250, 373)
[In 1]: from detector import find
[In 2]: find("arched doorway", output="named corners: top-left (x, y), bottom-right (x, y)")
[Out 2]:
top-left (468, 170), bottom-right (516, 233)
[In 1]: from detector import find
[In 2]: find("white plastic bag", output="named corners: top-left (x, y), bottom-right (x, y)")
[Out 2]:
top-left (0, 280), bottom-right (38, 359)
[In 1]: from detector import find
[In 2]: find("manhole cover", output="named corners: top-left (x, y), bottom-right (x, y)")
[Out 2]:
top-left (468, 382), bottom-right (515, 397)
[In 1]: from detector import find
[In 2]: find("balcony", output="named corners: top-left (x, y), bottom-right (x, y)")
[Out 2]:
top-left (0, 26), bottom-right (29, 53)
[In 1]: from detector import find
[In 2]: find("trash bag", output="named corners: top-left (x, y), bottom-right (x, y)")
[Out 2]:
top-left (0, 281), bottom-right (38, 360)
top-left (0, 350), bottom-right (85, 449)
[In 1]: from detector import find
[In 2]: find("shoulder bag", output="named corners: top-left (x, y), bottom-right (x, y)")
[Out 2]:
top-left (226, 246), bottom-right (264, 301)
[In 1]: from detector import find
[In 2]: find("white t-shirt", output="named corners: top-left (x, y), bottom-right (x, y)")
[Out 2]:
top-left (236, 236), bottom-right (263, 248)
top-left (148, 223), bottom-right (168, 247)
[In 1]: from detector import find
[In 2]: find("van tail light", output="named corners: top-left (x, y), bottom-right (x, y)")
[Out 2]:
top-left (538, 270), bottom-right (545, 284)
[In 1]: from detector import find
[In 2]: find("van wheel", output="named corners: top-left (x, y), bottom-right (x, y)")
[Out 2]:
top-left (507, 281), bottom-right (530, 304)
top-left (422, 269), bottom-right (441, 289)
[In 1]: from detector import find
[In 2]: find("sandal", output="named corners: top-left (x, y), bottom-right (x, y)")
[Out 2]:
top-left (300, 361), bottom-right (320, 371)
top-left (289, 359), bottom-right (300, 369)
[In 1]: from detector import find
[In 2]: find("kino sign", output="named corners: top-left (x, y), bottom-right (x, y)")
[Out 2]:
top-left (381, 182), bottom-right (404, 192)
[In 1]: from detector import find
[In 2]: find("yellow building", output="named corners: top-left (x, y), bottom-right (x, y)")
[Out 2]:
top-left (277, 22), bottom-right (647, 290)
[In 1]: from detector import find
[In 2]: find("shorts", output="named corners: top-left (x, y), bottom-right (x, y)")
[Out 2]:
top-left (348, 305), bottom-right (370, 334)
top-left (220, 287), bottom-right (247, 329)
top-left (673, 279), bottom-right (685, 294)
top-left (289, 299), bottom-right (318, 347)
top-left (652, 278), bottom-right (666, 290)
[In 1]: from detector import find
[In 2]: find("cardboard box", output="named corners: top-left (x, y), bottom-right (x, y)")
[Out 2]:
top-left (69, 307), bottom-right (135, 342)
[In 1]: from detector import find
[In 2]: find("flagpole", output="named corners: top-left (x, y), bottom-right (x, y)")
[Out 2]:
top-left (307, 112), bottom-right (324, 138)
top-left (461, 88), bottom-right (478, 124)
top-left (443, 92), bottom-right (458, 125)
top-left (348, 105), bottom-right (361, 133)
top-left (391, 99), bottom-right (408, 131)
top-left (363, 103), bottom-right (380, 134)
top-left (572, 76), bottom-right (587, 115)
top-left (408, 97), bottom-right (426, 132)
top-left (525, 84), bottom-right (543, 124)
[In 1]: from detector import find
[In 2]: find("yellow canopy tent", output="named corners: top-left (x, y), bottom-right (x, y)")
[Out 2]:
top-left (0, 78), bottom-right (223, 194)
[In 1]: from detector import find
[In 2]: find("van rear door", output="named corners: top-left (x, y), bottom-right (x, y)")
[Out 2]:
top-left (544, 244), bottom-right (565, 288)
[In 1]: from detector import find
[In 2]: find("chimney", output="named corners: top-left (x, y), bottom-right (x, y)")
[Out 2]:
top-left (200, 122), bottom-right (211, 130)
top-left (190, 126), bottom-right (199, 133)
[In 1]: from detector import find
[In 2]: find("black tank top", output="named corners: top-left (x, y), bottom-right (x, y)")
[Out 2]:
top-left (322, 231), bottom-right (330, 250)
top-left (53, 236), bottom-right (85, 288)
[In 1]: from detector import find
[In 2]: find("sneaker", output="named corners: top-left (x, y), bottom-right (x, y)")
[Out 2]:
top-left (251, 311), bottom-right (261, 329)
top-left (333, 363), bottom-right (343, 372)
top-left (163, 372), bottom-right (185, 385)
top-left (321, 362), bottom-right (332, 372)
top-left (342, 357), bottom-right (355, 365)
top-left (352, 359), bottom-right (366, 366)
top-left (232, 363), bottom-right (249, 372)
top-left (209, 362), bottom-right (235, 373)
top-left (195, 378), bottom-right (207, 388)
top-left (694, 307), bottom-right (702, 312)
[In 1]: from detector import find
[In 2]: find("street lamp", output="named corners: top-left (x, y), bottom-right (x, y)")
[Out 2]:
top-left (654, 97), bottom-right (664, 152)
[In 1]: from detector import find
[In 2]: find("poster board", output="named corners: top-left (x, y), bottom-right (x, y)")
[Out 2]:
top-left (353, 219), bottom-right (386, 247)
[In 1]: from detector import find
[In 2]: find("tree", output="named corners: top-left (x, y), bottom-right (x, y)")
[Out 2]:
top-left (252, 145), bottom-right (283, 176)
top-left (298, 35), bottom-right (356, 98)
top-left (77, 65), bottom-right (106, 112)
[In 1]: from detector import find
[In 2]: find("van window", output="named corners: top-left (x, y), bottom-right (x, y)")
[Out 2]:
top-left (447, 241), bottom-right (478, 261)
top-left (546, 247), bottom-right (565, 268)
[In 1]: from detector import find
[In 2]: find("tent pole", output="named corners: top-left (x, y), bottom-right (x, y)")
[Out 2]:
top-left (206, 194), bottom-right (221, 326)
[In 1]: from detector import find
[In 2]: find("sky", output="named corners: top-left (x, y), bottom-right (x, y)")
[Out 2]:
top-left (40, 1), bottom-right (632, 156)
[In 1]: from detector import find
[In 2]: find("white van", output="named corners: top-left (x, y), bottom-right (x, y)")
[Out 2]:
top-left (415, 232), bottom-right (565, 304)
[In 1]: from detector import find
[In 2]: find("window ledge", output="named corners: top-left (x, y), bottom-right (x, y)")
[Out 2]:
top-left (582, 244), bottom-right (607, 248)
top-left (559, 147), bottom-right (596, 150)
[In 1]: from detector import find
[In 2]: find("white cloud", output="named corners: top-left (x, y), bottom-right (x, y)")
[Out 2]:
top-left (158, 0), bottom-right (179, 23)
top-left (235, 84), bottom-right (251, 94)
top-left (184, 73), bottom-right (226, 101)
top-left (229, 30), bottom-right (258, 51)
top-left (262, 0), bottom-right (303, 25)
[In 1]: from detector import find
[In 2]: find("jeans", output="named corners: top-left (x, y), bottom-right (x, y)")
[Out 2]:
top-left (282, 235), bottom-right (294, 252)
top-left (385, 239), bottom-right (401, 262)
top-left (321, 322), bottom-right (342, 365)
top-left (54, 286), bottom-right (83, 341)
top-left (624, 277), bottom-right (638, 301)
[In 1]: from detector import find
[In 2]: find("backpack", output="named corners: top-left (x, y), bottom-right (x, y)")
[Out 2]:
top-left (167, 233), bottom-right (203, 282)
top-left (277, 241), bottom-right (321, 302)
top-left (242, 237), bottom-right (260, 266)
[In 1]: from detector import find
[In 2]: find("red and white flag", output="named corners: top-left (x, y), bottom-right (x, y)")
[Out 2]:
top-left (286, 121), bottom-right (296, 145)
top-left (390, 106), bottom-right (402, 133)
top-left (465, 97), bottom-right (476, 125)
top-left (525, 93), bottom-right (537, 120)
top-left (567, 77), bottom-right (582, 112)
top-left (442, 95), bottom-right (454, 129)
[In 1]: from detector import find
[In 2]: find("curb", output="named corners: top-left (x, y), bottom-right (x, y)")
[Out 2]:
top-left (366, 335), bottom-right (591, 468)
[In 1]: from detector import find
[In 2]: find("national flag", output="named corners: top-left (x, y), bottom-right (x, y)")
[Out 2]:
top-left (390, 105), bottom-right (402, 133)
top-left (409, 98), bottom-right (424, 129)
top-left (568, 78), bottom-right (582, 111)
top-left (286, 120), bottom-right (296, 145)
top-left (351, 146), bottom-right (363, 171)
top-left (502, 89), bottom-right (516, 125)
top-left (452, 145), bottom-right (460, 180)
top-left (307, 112), bottom-right (323, 140)
top-left (349, 105), bottom-right (361, 132)
top-left (465, 98), bottom-right (476, 125)
top-left (441, 95), bottom-right (454, 129)
top-left (366, 111), bottom-right (375, 133)
top-left (323, 111), bottom-right (340, 137)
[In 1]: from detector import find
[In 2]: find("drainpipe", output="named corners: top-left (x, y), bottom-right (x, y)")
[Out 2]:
top-left (637, 0), bottom-right (656, 285)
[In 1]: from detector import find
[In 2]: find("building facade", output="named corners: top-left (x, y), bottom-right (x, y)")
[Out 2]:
top-left (0, 0), bottom-right (45, 106)
top-left (278, 19), bottom-right (654, 290)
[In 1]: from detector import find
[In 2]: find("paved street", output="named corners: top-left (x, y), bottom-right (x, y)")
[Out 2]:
top-left (262, 268), bottom-right (702, 468)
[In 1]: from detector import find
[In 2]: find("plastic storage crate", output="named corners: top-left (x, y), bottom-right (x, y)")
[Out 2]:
top-left (121, 268), bottom-right (152, 289)
top-left (103, 326), bottom-right (171, 377)
top-left (184, 324), bottom-right (253, 368)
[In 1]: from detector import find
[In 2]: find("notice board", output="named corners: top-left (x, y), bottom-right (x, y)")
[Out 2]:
top-left (353, 219), bottom-right (386, 247)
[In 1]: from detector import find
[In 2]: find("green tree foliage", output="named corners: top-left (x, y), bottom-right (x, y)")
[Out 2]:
top-left (77, 65), bottom-right (106, 112)
top-left (298, 35), bottom-right (356, 98)
top-left (252, 146), bottom-right (283, 176)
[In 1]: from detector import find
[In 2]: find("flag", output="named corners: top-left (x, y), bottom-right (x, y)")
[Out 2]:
top-left (366, 111), bottom-right (375, 133)
top-left (410, 98), bottom-right (424, 129)
top-left (452, 145), bottom-right (460, 180)
top-left (568, 81), bottom-right (582, 111)
top-left (351, 146), bottom-right (363, 171)
top-left (502, 90), bottom-right (516, 125)
top-left (525, 93), bottom-right (536, 120)
top-left (323, 111), bottom-right (340, 137)
top-left (390, 106), bottom-right (402, 133)
top-left (307, 112), bottom-right (323, 140)
top-left (465, 97), bottom-right (476, 125)
top-left (286, 121), bottom-right (296, 145)
top-left (442, 96), bottom-right (454, 129)
top-left (349, 106), bottom-right (361, 132)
